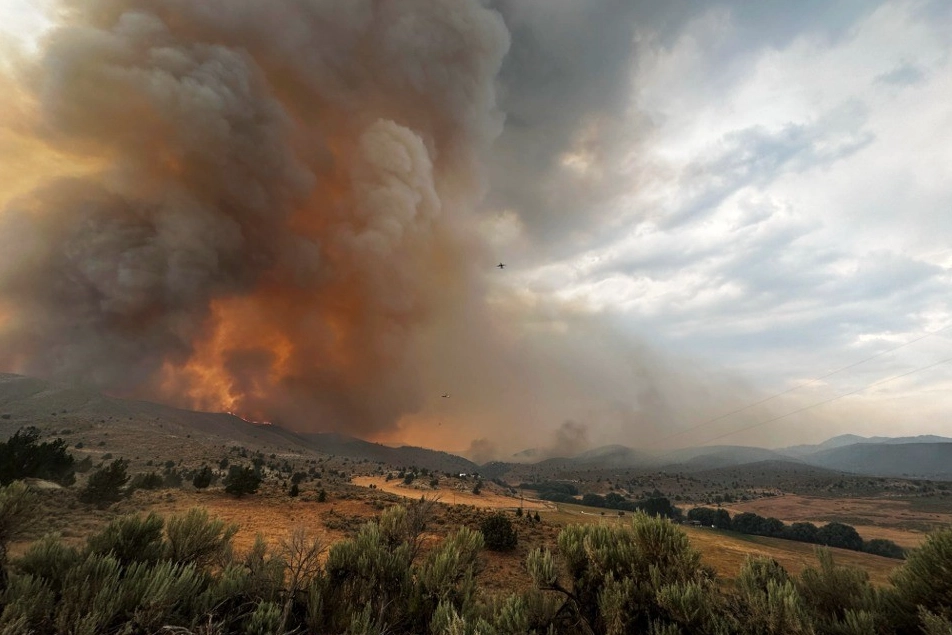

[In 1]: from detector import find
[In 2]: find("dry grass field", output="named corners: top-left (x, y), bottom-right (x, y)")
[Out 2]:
top-left (344, 481), bottom-right (909, 587)
top-left (12, 480), bottom-right (910, 597)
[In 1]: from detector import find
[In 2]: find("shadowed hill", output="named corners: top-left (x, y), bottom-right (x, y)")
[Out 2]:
top-left (301, 432), bottom-right (477, 473)
top-left (0, 374), bottom-right (476, 473)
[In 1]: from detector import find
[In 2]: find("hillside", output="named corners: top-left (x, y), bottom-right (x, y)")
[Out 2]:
top-left (802, 442), bottom-right (952, 480)
top-left (301, 433), bottom-right (477, 473)
top-left (782, 434), bottom-right (952, 457)
top-left (0, 374), bottom-right (475, 473)
top-left (657, 445), bottom-right (792, 470)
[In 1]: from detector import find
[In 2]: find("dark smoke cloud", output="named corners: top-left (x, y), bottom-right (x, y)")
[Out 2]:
top-left (0, 0), bottom-right (788, 458)
top-left (0, 0), bottom-right (509, 432)
top-left (484, 0), bottom-right (649, 254)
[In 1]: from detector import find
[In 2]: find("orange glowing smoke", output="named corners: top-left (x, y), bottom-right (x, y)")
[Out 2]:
top-left (0, 0), bottom-right (511, 438)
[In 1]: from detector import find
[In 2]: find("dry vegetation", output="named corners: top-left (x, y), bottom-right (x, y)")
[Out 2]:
top-left (10, 475), bottom-right (914, 593)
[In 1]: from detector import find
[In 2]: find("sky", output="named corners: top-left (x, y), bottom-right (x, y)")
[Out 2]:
top-left (1, 1), bottom-right (950, 457)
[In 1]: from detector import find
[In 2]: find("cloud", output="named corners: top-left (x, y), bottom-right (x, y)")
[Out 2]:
top-left (876, 62), bottom-right (926, 86)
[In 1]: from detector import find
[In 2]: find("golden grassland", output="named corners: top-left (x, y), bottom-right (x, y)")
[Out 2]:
top-left (13, 479), bottom-right (928, 594)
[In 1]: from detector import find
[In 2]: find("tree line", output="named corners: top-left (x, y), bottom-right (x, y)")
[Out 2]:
top-left (521, 482), bottom-right (681, 519)
top-left (687, 506), bottom-right (906, 559)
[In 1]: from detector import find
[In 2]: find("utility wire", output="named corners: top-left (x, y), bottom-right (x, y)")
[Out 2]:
top-left (646, 324), bottom-right (952, 450)
top-left (691, 354), bottom-right (952, 447)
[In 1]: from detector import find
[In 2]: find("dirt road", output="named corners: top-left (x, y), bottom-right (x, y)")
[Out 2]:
top-left (352, 476), bottom-right (554, 511)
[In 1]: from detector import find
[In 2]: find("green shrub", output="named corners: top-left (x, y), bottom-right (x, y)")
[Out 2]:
top-left (796, 549), bottom-right (879, 633)
top-left (15, 533), bottom-right (80, 591)
top-left (636, 496), bottom-right (681, 520)
top-left (324, 522), bottom-right (412, 630)
top-left (87, 512), bottom-right (165, 566)
top-left (531, 512), bottom-right (717, 634)
top-left (410, 527), bottom-right (483, 631)
top-left (244, 601), bottom-right (283, 635)
top-left (0, 572), bottom-right (56, 629)
top-left (732, 512), bottom-right (769, 535)
top-left (163, 469), bottom-right (184, 488)
top-left (889, 528), bottom-right (952, 632)
top-left (480, 514), bottom-right (517, 552)
top-left (0, 482), bottom-right (38, 587)
top-left (581, 493), bottom-right (605, 507)
top-left (165, 508), bottom-right (237, 568)
top-left (128, 471), bottom-right (164, 491)
top-left (784, 522), bottom-right (820, 544)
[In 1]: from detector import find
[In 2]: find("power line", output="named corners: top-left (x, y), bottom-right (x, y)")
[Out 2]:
top-left (692, 354), bottom-right (952, 447)
top-left (647, 324), bottom-right (952, 449)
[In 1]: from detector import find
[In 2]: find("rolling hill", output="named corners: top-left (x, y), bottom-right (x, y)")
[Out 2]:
top-left (0, 374), bottom-right (476, 473)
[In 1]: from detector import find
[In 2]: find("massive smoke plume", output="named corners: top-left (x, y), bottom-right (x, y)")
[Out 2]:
top-left (1, 0), bottom-right (507, 425)
top-left (0, 0), bottom-right (782, 457)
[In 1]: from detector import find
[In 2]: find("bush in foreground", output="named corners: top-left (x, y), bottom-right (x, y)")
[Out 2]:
top-left (2, 493), bottom-right (951, 635)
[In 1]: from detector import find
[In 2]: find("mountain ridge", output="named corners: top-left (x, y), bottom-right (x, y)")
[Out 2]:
top-left (2, 373), bottom-right (949, 479)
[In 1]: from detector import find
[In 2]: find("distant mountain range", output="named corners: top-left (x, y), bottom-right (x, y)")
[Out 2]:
top-left (507, 434), bottom-right (952, 479)
top-left (1, 372), bottom-right (950, 479)
top-left (781, 434), bottom-right (952, 457)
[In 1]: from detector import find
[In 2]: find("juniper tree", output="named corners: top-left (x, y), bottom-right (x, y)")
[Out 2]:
top-left (0, 427), bottom-right (75, 486)
top-left (192, 464), bottom-right (214, 489)
top-left (480, 513), bottom-right (517, 551)
top-left (80, 458), bottom-right (129, 506)
top-left (223, 464), bottom-right (261, 497)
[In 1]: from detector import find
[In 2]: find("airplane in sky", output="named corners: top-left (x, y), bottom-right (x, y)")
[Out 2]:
top-left (497, 263), bottom-right (506, 269)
